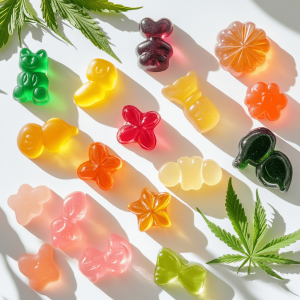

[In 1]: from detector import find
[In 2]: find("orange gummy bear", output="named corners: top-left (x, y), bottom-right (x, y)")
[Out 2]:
top-left (18, 244), bottom-right (59, 291)
top-left (215, 21), bottom-right (270, 76)
top-left (77, 142), bottom-right (122, 191)
top-left (128, 188), bottom-right (171, 231)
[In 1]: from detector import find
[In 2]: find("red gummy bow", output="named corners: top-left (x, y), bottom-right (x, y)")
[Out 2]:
top-left (79, 234), bottom-right (132, 283)
top-left (117, 105), bottom-right (161, 150)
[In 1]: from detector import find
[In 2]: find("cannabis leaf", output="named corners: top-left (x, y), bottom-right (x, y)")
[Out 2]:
top-left (197, 178), bottom-right (300, 280)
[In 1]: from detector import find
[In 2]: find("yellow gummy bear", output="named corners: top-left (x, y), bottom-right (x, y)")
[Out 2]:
top-left (74, 59), bottom-right (117, 107)
top-left (158, 157), bottom-right (222, 191)
top-left (162, 71), bottom-right (220, 133)
top-left (17, 118), bottom-right (78, 159)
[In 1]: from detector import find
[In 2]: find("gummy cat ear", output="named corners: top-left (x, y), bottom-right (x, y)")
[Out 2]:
top-left (62, 192), bottom-right (87, 222)
top-left (36, 49), bottom-right (48, 59)
top-left (20, 48), bottom-right (31, 57)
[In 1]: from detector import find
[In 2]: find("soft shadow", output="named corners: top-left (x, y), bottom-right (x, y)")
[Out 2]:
top-left (0, 89), bottom-right (7, 94)
top-left (80, 69), bottom-right (159, 127)
top-left (253, 0), bottom-right (300, 33)
top-left (21, 58), bottom-right (81, 126)
top-left (237, 39), bottom-right (297, 92)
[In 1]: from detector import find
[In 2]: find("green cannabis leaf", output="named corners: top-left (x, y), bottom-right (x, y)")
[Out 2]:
top-left (197, 178), bottom-right (300, 280)
top-left (0, 0), bottom-right (142, 61)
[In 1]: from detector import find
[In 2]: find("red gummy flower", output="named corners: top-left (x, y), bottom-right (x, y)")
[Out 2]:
top-left (117, 105), bottom-right (161, 150)
top-left (245, 82), bottom-right (287, 121)
top-left (77, 142), bottom-right (122, 191)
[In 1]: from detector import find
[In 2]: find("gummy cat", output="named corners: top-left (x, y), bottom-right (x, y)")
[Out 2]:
top-left (233, 128), bottom-right (292, 192)
top-left (74, 59), bottom-right (117, 107)
top-left (79, 234), bottom-right (132, 283)
top-left (17, 118), bottom-right (78, 159)
top-left (8, 184), bottom-right (51, 226)
top-left (13, 48), bottom-right (49, 105)
top-left (159, 157), bottom-right (222, 191)
top-left (154, 247), bottom-right (206, 295)
top-left (137, 18), bottom-right (173, 72)
top-left (162, 71), bottom-right (220, 133)
top-left (51, 192), bottom-right (87, 248)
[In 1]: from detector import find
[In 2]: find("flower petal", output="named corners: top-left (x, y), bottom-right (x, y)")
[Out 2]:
top-left (128, 200), bottom-right (149, 215)
top-left (89, 142), bottom-right (108, 165)
top-left (122, 105), bottom-right (142, 126)
top-left (117, 125), bottom-right (139, 144)
top-left (265, 107), bottom-right (281, 121)
top-left (140, 188), bottom-right (154, 209)
top-left (141, 111), bottom-right (161, 129)
top-left (77, 162), bottom-right (98, 180)
top-left (96, 169), bottom-right (114, 191)
top-left (138, 128), bottom-right (156, 150)
top-left (154, 192), bottom-right (171, 211)
top-left (153, 211), bottom-right (171, 227)
top-left (137, 213), bottom-right (153, 231)
top-left (249, 106), bottom-right (266, 119)
top-left (101, 156), bottom-right (122, 172)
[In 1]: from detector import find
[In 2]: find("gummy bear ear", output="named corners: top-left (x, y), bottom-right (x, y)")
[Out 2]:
top-left (20, 48), bottom-right (31, 57)
top-left (62, 192), bottom-right (87, 222)
top-left (36, 49), bottom-right (47, 59)
top-left (139, 18), bottom-right (173, 39)
top-left (233, 128), bottom-right (276, 169)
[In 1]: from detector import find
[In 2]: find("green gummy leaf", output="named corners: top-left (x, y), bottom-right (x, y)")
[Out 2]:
top-left (70, 0), bottom-right (142, 13)
top-left (256, 261), bottom-right (285, 280)
top-left (196, 208), bottom-right (246, 255)
top-left (225, 178), bottom-right (251, 253)
top-left (207, 254), bottom-right (246, 264)
top-left (254, 254), bottom-right (300, 265)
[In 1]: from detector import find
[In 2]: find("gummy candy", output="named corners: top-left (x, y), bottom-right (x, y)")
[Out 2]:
top-left (245, 82), bottom-right (287, 121)
top-left (137, 18), bottom-right (173, 72)
top-left (215, 22), bottom-right (271, 77)
top-left (77, 142), bottom-right (122, 191)
top-left (162, 71), bottom-right (220, 133)
top-left (7, 184), bottom-right (51, 226)
top-left (117, 105), bottom-right (161, 150)
top-left (18, 244), bottom-right (59, 291)
top-left (13, 48), bottom-right (49, 105)
top-left (154, 247), bottom-right (206, 295)
top-left (17, 118), bottom-right (78, 159)
top-left (51, 192), bottom-right (87, 248)
top-left (233, 127), bottom-right (292, 192)
top-left (159, 157), bottom-right (222, 191)
top-left (79, 234), bottom-right (132, 282)
top-left (74, 59), bottom-right (117, 107)
top-left (128, 188), bottom-right (171, 231)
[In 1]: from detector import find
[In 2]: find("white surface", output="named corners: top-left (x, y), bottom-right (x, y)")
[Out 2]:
top-left (0, 0), bottom-right (300, 299)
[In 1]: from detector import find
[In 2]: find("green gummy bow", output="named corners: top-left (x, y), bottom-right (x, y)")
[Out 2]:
top-left (154, 247), bottom-right (206, 295)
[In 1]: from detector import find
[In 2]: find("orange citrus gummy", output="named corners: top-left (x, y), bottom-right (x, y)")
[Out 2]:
top-left (128, 188), bottom-right (171, 231)
top-left (17, 118), bottom-right (78, 159)
top-left (18, 244), bottom-right (59, 291)
top-left (215, 21), bottom-right (271, 76)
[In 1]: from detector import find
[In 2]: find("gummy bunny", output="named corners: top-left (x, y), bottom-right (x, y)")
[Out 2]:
top-left (13, 48), bottom-right (49, 105)
top-left (79, 234), bottom-right (132, 282)
top-left (8, 184), bottom-right (51, 226)
top-left (162, 71), bottom-right (220, 133)
top-left (74, 59), bottom-right (117, 107)
top-left (18, 244), bottom-right (59, 291)
top-left (51, 192), bottom-right (87, 248)
top-left (137, 18), bottom-right (173, 72)
top-left (159, 157), bottom-right (222, 191)
top-left (17, 118), bottom-right (78, 159)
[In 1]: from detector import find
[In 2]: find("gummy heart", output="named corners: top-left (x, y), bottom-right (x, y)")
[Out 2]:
top-left (139, 18), bottom-right (173, 39)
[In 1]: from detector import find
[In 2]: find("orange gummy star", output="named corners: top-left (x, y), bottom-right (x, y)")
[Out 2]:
top-left (18, 244), bottom-right (59, 291)
top-left (128, 188), bottom-right (171, 231)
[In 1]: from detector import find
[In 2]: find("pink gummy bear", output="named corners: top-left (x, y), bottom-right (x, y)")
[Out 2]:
top-left (8, 184), bottom-right (51, 226)
top-left (79, 234), bottom-right (132, 282)
top-left (51, 191), bottom-right (87, 248)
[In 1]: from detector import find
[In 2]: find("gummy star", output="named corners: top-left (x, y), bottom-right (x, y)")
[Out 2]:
top-left (7, 184), bottom-right (51, 226)
top-left (77, 142), bottom-right (123, 191)
top-left (128, 188), bottom-right (171, 231)
top-left (18, 244), bottom-right (59, 291)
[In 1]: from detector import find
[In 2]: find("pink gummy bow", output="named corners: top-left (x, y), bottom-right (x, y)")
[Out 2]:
top-left (79, 234), bottom-right (132, 283)
top-left (117, 105), bottom-right (161, 150)
top-left (51, 191), bottom-right (87, 249)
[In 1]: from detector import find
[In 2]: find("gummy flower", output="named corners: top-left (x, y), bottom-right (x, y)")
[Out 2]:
top-left (128, 188), bottom-right (171, 231)
top-left (245, 82), bottom-right (287, 121)
top-left (7, 184), bottom-right (51, 226)
top-left (77, 142), bottom-right (122, 191)
top-left (215, 21), bottom-right (271, 76)
top-left (117, 105), bottom-right (161, 150)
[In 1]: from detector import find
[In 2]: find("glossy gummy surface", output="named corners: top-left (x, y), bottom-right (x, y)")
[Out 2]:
top-left (51, 192), bottom-right (87, 248)
top-left (79, 234), bottom-right (132, 282)
top-left (13, 48), bottom-right (49, 105)
top-left (128, 188), bottom-right (171, 231)
top-left (215, 21), bottom-right (271, 76)
top-left (18, 244), bottom-right (59, 291)
top-left (154, 247), bottom-right (206, 295)
top-left (77, 142), bottom-right (122, 191)
top-left (245, 82), bottom-right (287, 121)
top-left (117, 105), bottom-right (161, 150)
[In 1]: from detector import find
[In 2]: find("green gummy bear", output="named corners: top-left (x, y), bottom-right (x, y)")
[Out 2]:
top-left (154, 247), bottom-right (206, 295)
top-left (13, 48), bottom-right (49, 105)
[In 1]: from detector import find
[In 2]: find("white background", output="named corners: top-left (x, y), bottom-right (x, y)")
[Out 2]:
top-left (0, 0), bottom-right (300, 299)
